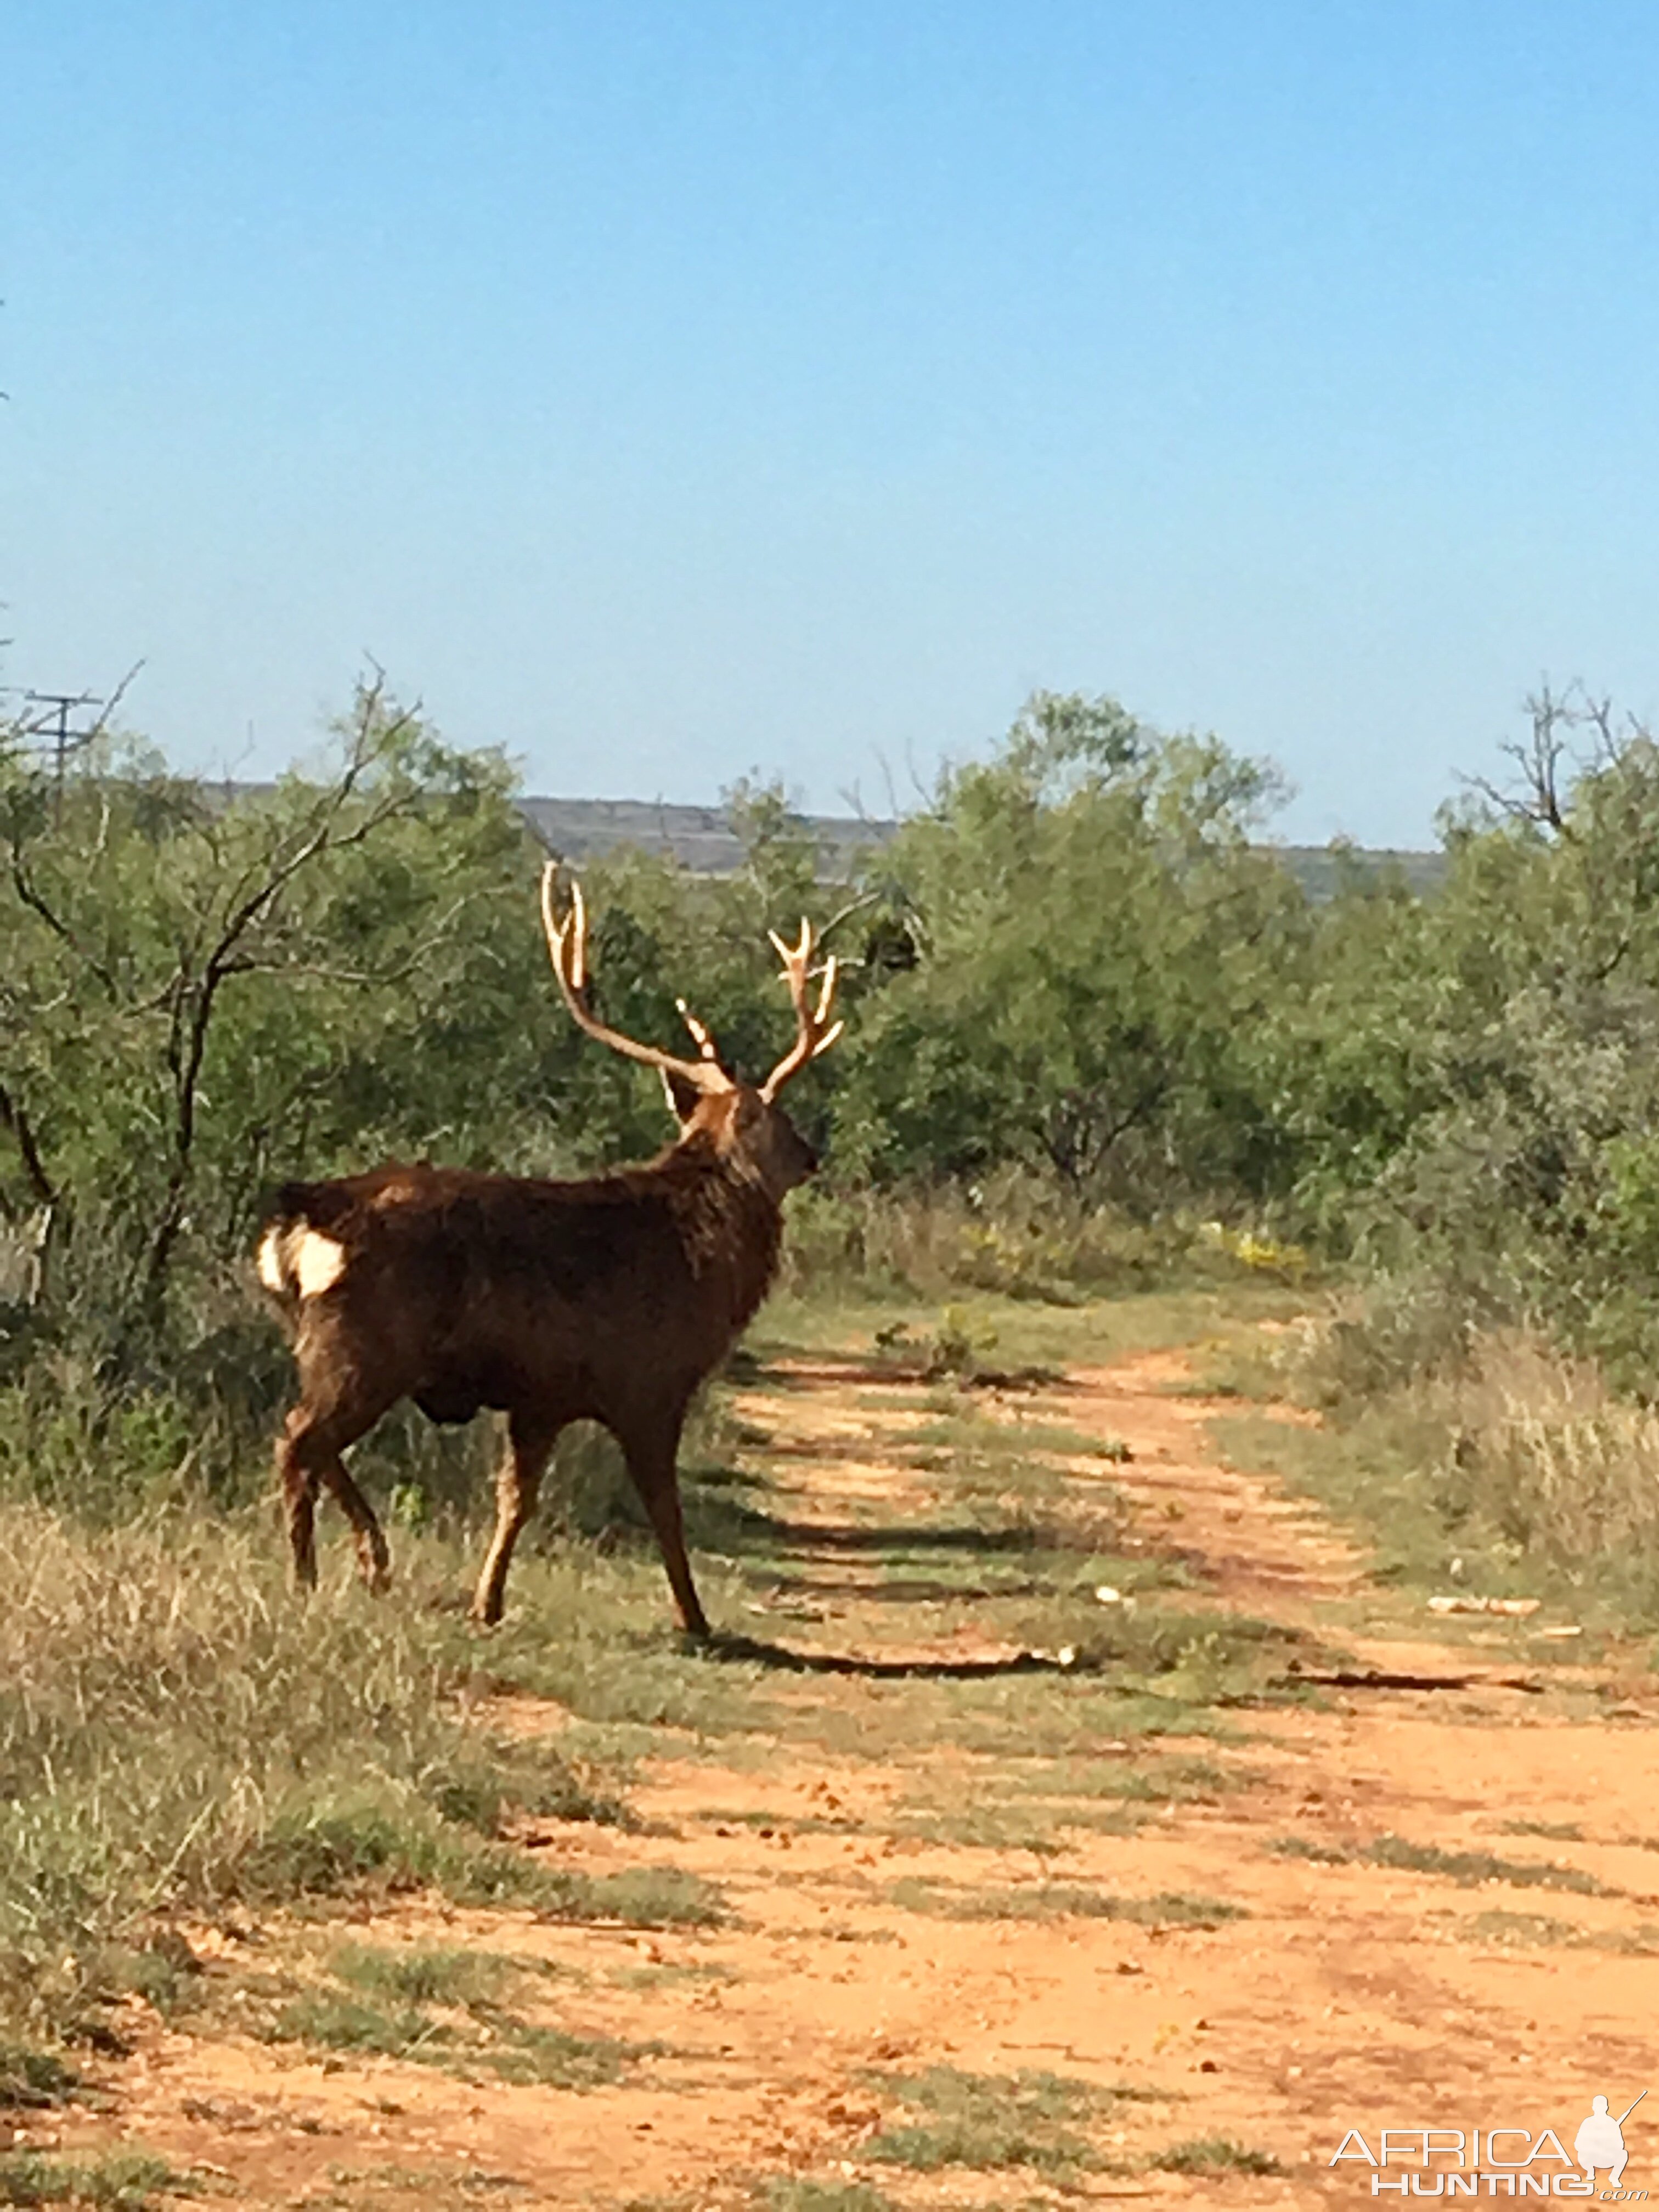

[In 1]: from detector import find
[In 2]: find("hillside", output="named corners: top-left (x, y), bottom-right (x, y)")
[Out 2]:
top-left (520, 794), bottom-right (1443, 896)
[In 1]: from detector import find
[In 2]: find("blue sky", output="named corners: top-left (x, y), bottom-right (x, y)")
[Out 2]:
top-left (6, 3), bottom-right (1659, 845)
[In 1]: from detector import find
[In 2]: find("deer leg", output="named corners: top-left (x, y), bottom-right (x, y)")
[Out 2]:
top-left (277, 1408), bottom-right (391, 1593)
top-left (278, 1410), bottom-right (321, 1590)
top-left (621, 1421), bottom-right (709, 1641)
top-left (472, 1412), bottom-right (560, 1626)
top-left (321, 1458), bottom-right (391, 1591)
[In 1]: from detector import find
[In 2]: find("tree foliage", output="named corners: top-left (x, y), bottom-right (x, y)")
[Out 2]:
top-left (10, 672), bottom-right (1659, 1494)
top-left (831, 693), bottom-right (1306, 1200)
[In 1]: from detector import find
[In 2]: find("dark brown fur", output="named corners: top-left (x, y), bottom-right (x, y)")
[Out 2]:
top-left (261, 1085), bottom-right (816, 1635)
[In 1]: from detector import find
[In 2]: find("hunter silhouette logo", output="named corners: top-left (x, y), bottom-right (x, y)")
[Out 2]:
top-left (1329, 2090), bottom-right (1649, 2196)
top-left (1577, 2094), bottom-right (1646, 2191)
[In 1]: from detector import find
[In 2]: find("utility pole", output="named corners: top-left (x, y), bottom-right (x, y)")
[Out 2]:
top-left (20, 690), bottom-right (99, 823)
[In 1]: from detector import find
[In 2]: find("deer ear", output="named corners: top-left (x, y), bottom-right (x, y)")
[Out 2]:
top-left (661, 1068), bottom-right (703, 1125)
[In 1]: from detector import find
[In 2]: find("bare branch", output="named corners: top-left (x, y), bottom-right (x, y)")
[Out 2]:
top-left (7, 853), bottom-right (120, 995)
top-left (0, 1081), bottom-right (57, 1206)
top-left (1465, 680), bottom-right (1602, 837)
top-left (817, 888), bottom-right (883, 944)
top-left (80, 660), bottom-right (146, 749)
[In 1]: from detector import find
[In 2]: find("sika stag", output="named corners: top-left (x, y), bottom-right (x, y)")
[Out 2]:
top-left (257, 864), bottom-right (842, 1636)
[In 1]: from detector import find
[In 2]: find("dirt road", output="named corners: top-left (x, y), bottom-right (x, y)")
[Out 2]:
top-left (36, 1322), bottom-right (1659, 2207)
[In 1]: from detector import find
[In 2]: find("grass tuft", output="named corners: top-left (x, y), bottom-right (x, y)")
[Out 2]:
top-left (268, 1992), bottom-right (442, 2060)
top-left (863, 2065), bottom-right (1144, 2175)
top-left (330, 1943), bottom-right (517, 2010)
top-left (535, 1865), bottom-right (726, 1929)
top-left (889, 1877), bottom-right (1242, 1927)
top-left (1156, 2136), bottom-right (1281, 2175)
top-left (755, 2185), bottom-right (897, 2212)
top-left (1271, 1831), bottom-right (1607, 1894)
top-left (264, 1956), bottom-right (648, 2091)
top-left (0, 2046), bottom-right (77, 2111)
top-left (0, 2153), bottom-right (184, 2208)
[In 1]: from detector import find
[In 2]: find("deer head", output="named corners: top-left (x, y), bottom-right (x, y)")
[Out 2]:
top-left (540, 865), bottom-right (842, 1201)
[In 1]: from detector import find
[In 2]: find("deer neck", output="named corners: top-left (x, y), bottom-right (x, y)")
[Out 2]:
top-left (669, 1141), bottom-right (783, 1335)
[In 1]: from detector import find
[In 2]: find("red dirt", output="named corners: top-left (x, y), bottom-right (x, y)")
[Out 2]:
top-left (25, 1338), bottom-right (1659, 2208)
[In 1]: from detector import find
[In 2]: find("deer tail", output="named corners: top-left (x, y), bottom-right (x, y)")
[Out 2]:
top-left (256, 1183), bottom-right (353, 1301)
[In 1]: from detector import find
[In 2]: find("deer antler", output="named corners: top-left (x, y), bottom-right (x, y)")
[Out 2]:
top-left (540, 864), bottom-right (733, 1093)
top-left (760, 918), bottom-right (844, 1101)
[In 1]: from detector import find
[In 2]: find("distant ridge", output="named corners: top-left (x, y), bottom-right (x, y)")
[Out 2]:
top-left (520, 795), bottom-right (1444, 898)
top-left (198, 785), bottom-right (1442, 896)
top-left (518, 795), bottom-right (896, 877)
top-left (1272, 845), bottom-right (1446, 900)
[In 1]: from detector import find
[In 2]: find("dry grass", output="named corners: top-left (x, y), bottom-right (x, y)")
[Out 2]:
top-left (1231, 1308), bottom-right (1659, 1626)
top-left (1436, 1333), bottom-right (1659, 1561)
top-left (0, 1499), bottom-right (723, 2056)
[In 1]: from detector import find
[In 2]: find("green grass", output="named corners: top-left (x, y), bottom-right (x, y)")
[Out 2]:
top-left (241, 1794), bottom-right (721, 1922)
top-left (0, 2045), bottom-right (78, 2110)
top-left (1155, 2136), bottom-right (1282, 2175)
top-left (269, 1991), bottom-right (443, 2060)
top-left (883, 1750), bottom-right (1248, 1856)
top-left (307, 2166), bottom-right (531, 2206)
top-left (1359, 1832), bottom-right (1607, 1894)
top-left (610, 1960), bottom-right (733, 1990)
top-left (1464, 1908), bottom-right (1659, 1954)
top-left (1212, 1407), bottom-right (1471, 1595)
top-left (1069, 1754), bottom-right (1244, 1801)
top-left (1065, 1604), bottom-right (1316, 1701)
top-left (330, 1943), bottom-right (521, 2010)
top-left (891, 1804), bottom-right (1109, 1853)
top-left (1272, 1831), bottom-right (1608, 1893)
top-left (539, 1865), bottom-right (725, 1928)
top-left (755, 2185), bottom-right (898, 2212)
top-left (267, 1973), bottom-right (646, 2090)
top-left (776, 1586), bottom-right (1312, 1774)
top-left (888, 1877), bottom-right (1242, 1927)
top-left (862, 2065), bottom-right (1149, 2176)
top-left (0, 2154), bottom-right (184, 2208)
top-left (758, 1281), bottom-right (1303, 1375)
top-left (479, 2022), bottom-right (644, 2090)
top-left (427, 1739), bottom-right (633, 1836)
top-left (0, 1492), bottom-right (727, 2074)
top-left (434, 1549), bottom-right (772, 1738)
top-left (1464, 1908), bottom-right (1582, 1948)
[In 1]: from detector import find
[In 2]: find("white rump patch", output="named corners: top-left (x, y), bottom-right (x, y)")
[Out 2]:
top-left (293, 1229), bottom-right (347, 1298)
top-left (257, 1224), bottom-right (347, 1299)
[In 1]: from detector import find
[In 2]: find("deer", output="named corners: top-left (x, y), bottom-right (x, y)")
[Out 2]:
top-left (256, 861), bottom-right (842, 1639)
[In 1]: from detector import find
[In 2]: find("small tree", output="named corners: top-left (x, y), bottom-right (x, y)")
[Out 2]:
top-left (829, 692), bottom-right (1307, 1207)
top-left (0, 676), bottom-right (527, 1368)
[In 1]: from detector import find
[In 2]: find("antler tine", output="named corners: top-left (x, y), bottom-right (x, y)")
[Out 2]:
top-left (676, 997), bottom-right (724, 1064)
top-left (541, 868), bottom-right (588, 992)
top-left (760, 915), bottom-right (844, 1101)
top-left (539, 862), bottom-right (732, 1093)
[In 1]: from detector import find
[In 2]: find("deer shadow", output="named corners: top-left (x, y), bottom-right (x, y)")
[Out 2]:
top-left (697, 1631), bottom-right (1087, 1681)
top-left (683, 1465), bottom-right (1068, 1558)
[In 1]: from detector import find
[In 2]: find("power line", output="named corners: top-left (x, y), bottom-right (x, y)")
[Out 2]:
top-left (19, 690), bottom-right (100, 823)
